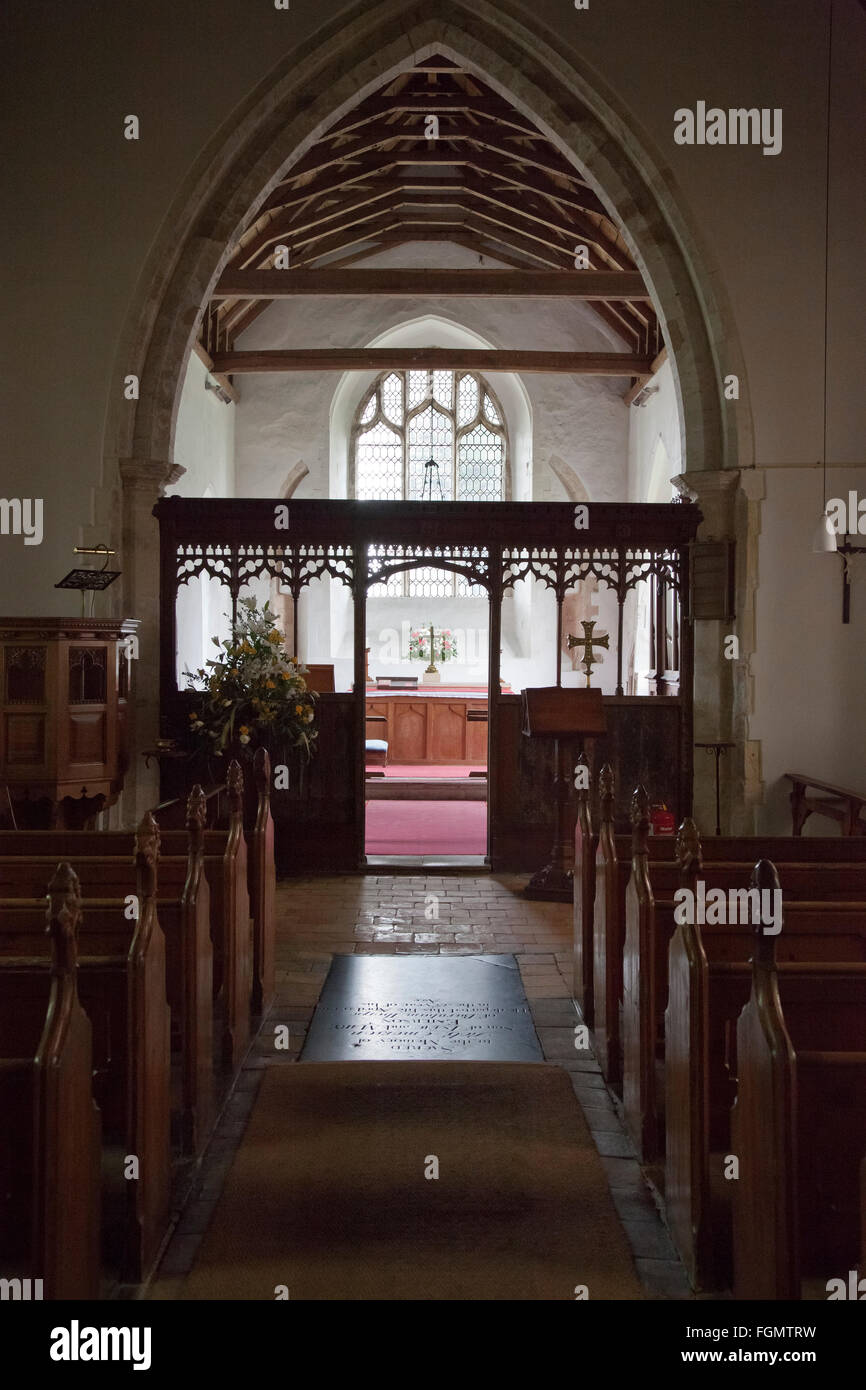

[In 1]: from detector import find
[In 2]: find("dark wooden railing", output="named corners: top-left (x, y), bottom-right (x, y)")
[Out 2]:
top-left (787, 772), bottom-right (866, 837)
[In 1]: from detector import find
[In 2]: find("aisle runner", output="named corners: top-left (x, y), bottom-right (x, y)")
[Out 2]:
top-left (365, 799), bottom-right (486, 854)
top-left (301, 954), bottom-right (543, 1062)
top-left (180, 1061), bottom-right (645, 1301)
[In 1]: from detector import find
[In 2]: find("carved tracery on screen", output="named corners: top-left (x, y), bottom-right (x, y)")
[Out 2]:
top-left (502, 545), bottom-right (683, 695)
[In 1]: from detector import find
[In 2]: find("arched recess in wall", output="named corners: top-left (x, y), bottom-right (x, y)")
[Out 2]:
top-left (104, 0), bottom-right (753, 814)
top-left (547, 455), bottom-right (589, 503)
top-left (281, 462), bottom-right (309, 499)
top-left (646, 437), bottom-right (674, 503)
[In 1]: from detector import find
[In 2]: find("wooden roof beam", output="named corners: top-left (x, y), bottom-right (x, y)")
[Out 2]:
top-left (212, 269), bottom-right (650, 300)
top-left (210, 348), bottom-right (654, 376)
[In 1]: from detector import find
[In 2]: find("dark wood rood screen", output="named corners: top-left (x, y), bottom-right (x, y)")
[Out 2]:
top-left (154, 499), bottom-right (700, 871)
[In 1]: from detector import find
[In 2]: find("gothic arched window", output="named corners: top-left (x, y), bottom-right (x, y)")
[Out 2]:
top-left (352, 369), bottom-right (508, 503)
top-left (352, 369), bottom-right (508, 597)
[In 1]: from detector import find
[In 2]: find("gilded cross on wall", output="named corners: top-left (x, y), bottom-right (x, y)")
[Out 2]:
top-left (566, 620), bottom-right (609, 687)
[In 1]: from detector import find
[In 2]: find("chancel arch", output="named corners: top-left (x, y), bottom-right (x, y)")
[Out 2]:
top-left (103, 0), bottom-right (750, 822)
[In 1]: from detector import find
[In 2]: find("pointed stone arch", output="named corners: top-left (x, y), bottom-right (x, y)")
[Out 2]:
top-left (107, 0), bottom-right (752, 816)
top-left (109, 0), bottom-right (749, 478)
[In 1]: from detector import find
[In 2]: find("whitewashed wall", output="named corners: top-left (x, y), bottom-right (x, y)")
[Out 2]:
top-left (168, 351), bottom-right (236, 680)
top-left (233, 241), bottom-right (629, 506)
top-left (627, 359), bottom-right (682, 503)
top-left (750, 466), bottom-right (866, 833)
top-left (229, 240), bottom-right (631, 688)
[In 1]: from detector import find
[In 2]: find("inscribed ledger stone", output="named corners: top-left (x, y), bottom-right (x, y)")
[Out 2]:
top-left (301, 955), bottom-right (543, 1062)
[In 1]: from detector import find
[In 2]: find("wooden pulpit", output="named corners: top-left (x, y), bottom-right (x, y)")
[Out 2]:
top-left (522, 686), bottom-right (607, 901)
top-left (0, 617), bottom-right (139, 827)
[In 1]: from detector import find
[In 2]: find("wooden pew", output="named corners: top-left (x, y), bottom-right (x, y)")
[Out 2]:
top-left (0, 790), bottom-right (213, 1157)
top-left (731, 862), bottom-right (866, 1299)
top-left (158, 753), bottom-right (273, 1017)
top-left (0, 864), bottom-right (101, 1299)
top-left (0, 817), bottom-right (172, 1280)
top-left (592, 765), bottom-right (627, 1083)
top-left (574, 761), bottom-right (866, 1063)
top-left (170, 765), bottom-right (250, 1069)
top-left (665, 834), bottom-right (866, 1290)
top-left (155, 754), bottom-right (273, 1014)
top-left (573, 753), bottom-right (595, 1023)
top-left (249, 747), bottom-right (275, 1015)
top-left (618, 811), bottom-right (866, 1161)
top-left (0, 760), bottom-right (257, 1068)
top-left (622, 785), bottom-right (657, 1153)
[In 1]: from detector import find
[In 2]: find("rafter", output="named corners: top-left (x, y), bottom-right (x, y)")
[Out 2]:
top-left (284, 125), bottom-right (587, 187)
top-left (204, 55), bottom-right (659, 364)
top-left (258, 154), bottom-right (605, 220)
top-left (325, 93), bottom-right (540, 133)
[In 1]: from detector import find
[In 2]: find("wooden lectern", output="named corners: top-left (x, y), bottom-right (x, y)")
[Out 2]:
top-left (522, 686), bottom-right (606, 901)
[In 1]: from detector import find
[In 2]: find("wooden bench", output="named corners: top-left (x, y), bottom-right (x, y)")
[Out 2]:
top-left (786, 771), bottom-right (866, 838)
top-left (731, 863), bottom-right (866, 1299)
top-left (0, 789), bottom-right (213, 1156)
top-left (575, 768), bottom-right (866, 1039)
top-left (0, 768), bottom-right (249, 1070)
top-left (0, 864), bottom-right (101, 1299)
top-left (151, 751), bottom-right (274, 1015)
top-left (623, 810), bottom-right (866, 1163)
top-left (586, 766), bottom-right (866, 1093)
top-left (573, 753), bottom-right (595, 1023)
top-left (0, 817), bottom-right (173, 1280)
top-left (591, 765), bottom-right (626, 1082)
top-left (248, 748), bottom-right (275, 1015)
top-left (579, 766), bottom-right (862, 1082)
top-left (665, 831), bottom-right (866, 1289)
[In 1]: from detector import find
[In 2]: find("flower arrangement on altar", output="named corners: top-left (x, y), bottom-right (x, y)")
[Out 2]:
top-left (183, 598), bottom-right (317, 759)
top-left (407, 625), bottom-right (458, 664)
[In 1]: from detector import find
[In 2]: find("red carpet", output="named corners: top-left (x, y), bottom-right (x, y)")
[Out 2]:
top-left (381, 764), bottom-right (486, 778)
top-left (365, 800), bottom-right (487, 854)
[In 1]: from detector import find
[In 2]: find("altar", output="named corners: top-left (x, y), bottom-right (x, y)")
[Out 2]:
top-left (364, 684), bottom-right (496, 764)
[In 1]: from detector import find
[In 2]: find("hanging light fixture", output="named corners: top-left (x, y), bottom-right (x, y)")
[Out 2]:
top-left (812, 500), bottom-right (838, 553)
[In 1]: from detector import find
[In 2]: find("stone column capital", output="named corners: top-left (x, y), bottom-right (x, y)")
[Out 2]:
top-left (673, 468), bottom-right (741, 539)
top-left (119, 458), bottom-right (186, 493)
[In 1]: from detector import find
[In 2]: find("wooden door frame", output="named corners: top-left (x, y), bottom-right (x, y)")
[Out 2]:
top-left (357, 553), bottom-right (498, 866)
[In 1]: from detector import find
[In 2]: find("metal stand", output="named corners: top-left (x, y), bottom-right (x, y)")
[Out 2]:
top-left (524, 735), bottom-right (584, 900)
top-left (694, 741), bottom-right (735, 835)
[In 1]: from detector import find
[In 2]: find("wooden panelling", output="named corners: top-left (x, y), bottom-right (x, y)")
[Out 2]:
top-left (364, 692), bottom-right (491, 765)
top-left (429, 702), bottom-right (465, 761)
top-left (69, 711), bottom-right (106, 765)
top-left (490, 695), bottom-right (687, 872)
top-left (5, 714), bottom-right (44, 765)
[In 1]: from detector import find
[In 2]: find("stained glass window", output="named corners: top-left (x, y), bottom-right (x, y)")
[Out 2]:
top-left (353, 369), bottom-right (507, 595)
